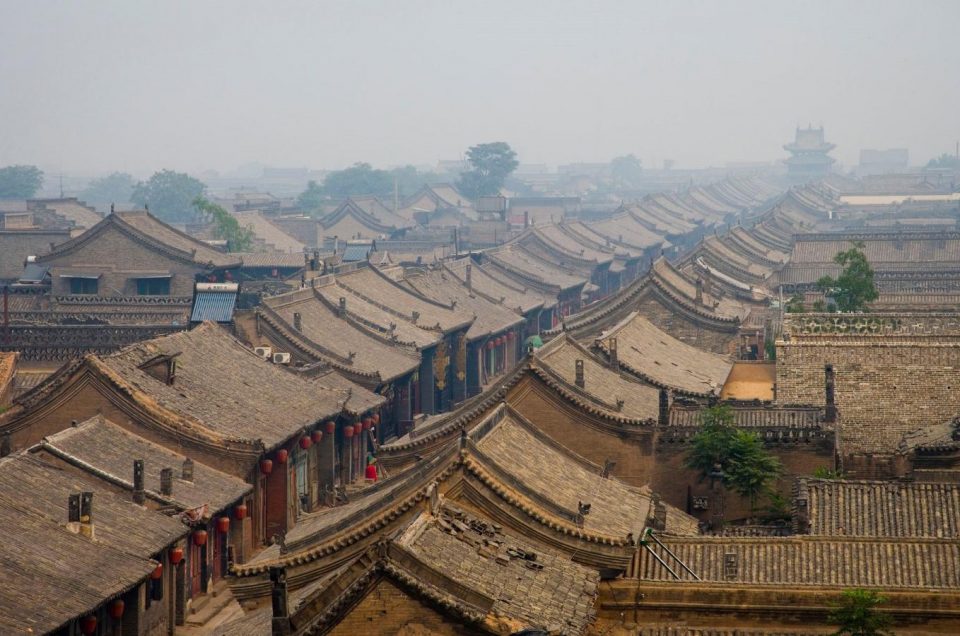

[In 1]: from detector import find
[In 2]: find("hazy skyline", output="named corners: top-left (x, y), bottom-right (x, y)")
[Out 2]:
top-left (1, 0), bottom-right (958, 177)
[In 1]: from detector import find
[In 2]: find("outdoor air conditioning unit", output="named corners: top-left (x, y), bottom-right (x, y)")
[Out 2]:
top-left (254, 346), bottom-right (272, 359)
top-left (272, 352), bottom-right (291, 364)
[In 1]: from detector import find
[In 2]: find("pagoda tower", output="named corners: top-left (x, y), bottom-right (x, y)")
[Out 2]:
top-left (783, 125), bottom-right (835, 181)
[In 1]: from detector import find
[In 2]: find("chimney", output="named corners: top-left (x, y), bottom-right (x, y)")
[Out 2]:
top-left (133, 459), bottom-right (145, 505)
top-left (270, 567), bottom-right (291, 636)
top-left (703, 276), bottom-right (712, 298)
top-left (652, 495), bottom-right (667, 531)
top-left (575, 359), bottom-right (585, 389)
top-left (0, 432), bottom-right (9, 457)
top-left (182, 458), bottom-right (194, 483)
top-left (658, 388), bottom-right (670, 426)
top-left (695, 278), bottom-right (703, 303)
top-left (608, 337), bottom-right (619, 369)
top-left (311, 249), bottom-right (320, 271)
top-left (293, 312), bottom-right (302, 332)
top-left (465, 263), bottom-right (472, 292)
top-left (524, 210), bottom-right (529, 228)
top-left (338, 297), bottom-right (347, 317)
top-left (333, 236), bottom-right (339, 254)
top-left (79, 492), bottom-right (94, 539)
top-left (824, 364), bottom-right (837, 424)
top-left (160, 467), bottom-right (173, 497)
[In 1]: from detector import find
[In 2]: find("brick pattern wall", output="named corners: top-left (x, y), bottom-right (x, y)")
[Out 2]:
top-left (777, 341), bottom-right (960, 460)
top-left (328, 579), bottom-right (475, 635)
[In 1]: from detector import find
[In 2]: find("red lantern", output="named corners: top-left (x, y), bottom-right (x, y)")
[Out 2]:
top-left (276, 449), bottom-right (289, 464)
top-left (193, 529), bottom-right (208, 546)
top-left (217, 516), bottom-right (230, 534)
top-left (486, 340), bottom-right (495, 350)
top-left (260, 459), bottom-right (273, 475)
top-left (311, 430), bottom-right (323, 444)
top-left (507, 332), bottom-right (515, 340)
top-left (299, 435), bottom-right (312, 450)
top-left (234, 503), bottom-right (247, 521)
top-left (109, 598), bottom-right (125, 619)
top-left (344, 424), bottom-right (354, 438)
top-left (151, 563), bottom-right (163, 580)
top-left (79, 616), bottom-right (97, 635)
top-left (372, 413), bottom-right (380, 425)
top-left (325, 420), bottom-right (336, 434)
top-left (361, 417), bottom-right (372, 431)
top-left (169, 546), bottom-right (184, 565)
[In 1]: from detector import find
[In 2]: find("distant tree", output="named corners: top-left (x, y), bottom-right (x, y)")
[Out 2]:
top-left (131, 170), bottom-right (206, 223)
top-left (389, 165), bottom-right (444, 199)
top-left (816, 242), bottom-right (879, 312)
top-left (79, 172), bottom-right (135, 210)
top-left (925, 153), bottom-right (960, 170)
top-left (322, 162), bottom-right (393, 199)
top-left (193, 196), bottom-right (254, 252)
top-left (297, 180), bottom-right (326, 213)
top-left (829, 588), bottom-right (893, 636)
top-left (785, 294), bottom-right (806, 313)
top-left (456, 142), bottom-right (518, 199)
top-left (686, 405), bottom-right (782, 517)
top-left (0, 165), bottom-right (44, 198)
top-left (610, 154), bottom-right (643, 188)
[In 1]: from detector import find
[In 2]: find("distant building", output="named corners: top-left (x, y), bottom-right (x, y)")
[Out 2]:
top-left (783, 125), bottom-right (835, 181)
top-left (857, 148), bottom-right (909, 176)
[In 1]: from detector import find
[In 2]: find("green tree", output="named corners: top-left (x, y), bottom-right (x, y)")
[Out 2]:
top-left (456, 142), bottom-right (518, 199)
top-left (925, 153), bottom-right (960, 170)
top-left (389, 165), bottom-right (443, 198)
top-left (131, 170), bottom-right (206, 224)
top-left (610, 154), bottom-right (643, 188)
top-left (193, 196), bottom-right (254, 252)
top-left (297, 180), bottom-right (326, 213)
top-left (813, 466), bottom-right (846, 480)
top-left (686, 405), bottom-right (782, 517)
top-left (79, 172), bottom-right (135, 210)
top-left (0, 165), bottom-right (44, 198)
top-left (828, 588), bottom-right (893, 636)
top-left (785, 294), bottom-right (806, 313)
top-left (816, 242), bottom-right (879, 312)
top-left (322, 162), bottom-right (393, 198)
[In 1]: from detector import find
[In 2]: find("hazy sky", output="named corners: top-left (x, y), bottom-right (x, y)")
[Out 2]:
top-left (1, 0), bottom-right (958, 177)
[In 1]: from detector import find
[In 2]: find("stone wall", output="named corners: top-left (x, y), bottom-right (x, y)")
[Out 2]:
top-left (328, 579), bottom-right (475, 635)
top-left (636, 295), bottom-right (738, 355)
top-left (776, 339), bottom-right (960, 473)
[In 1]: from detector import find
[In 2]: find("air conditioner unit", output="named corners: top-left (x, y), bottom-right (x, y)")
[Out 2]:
top-left (254, 346), bottom-right (272, 359)
top-left (272, 352), bottom-right (291, 364)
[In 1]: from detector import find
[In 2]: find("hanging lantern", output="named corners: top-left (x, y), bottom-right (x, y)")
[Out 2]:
top-left (234, 503), bottom-right (248, 521)
top-left (193, 529), bottom-right (208, 546)
top-left (217, 516), bottom-right (230, 534)
top-left (169, 546), bottom-right (184, 565)
top-left (79, 615), bottom-right (98, 635)
top-left (325, 420), bottom-right (336, 434)
top-left (486, 340), bottom-right (495, 350)
top-left (299, 435), bottom-right (312, 450)
top-left (361, 417), bottom-right (372, 431)
top-left (276, 449), bottom-right (289, 464)
top-left (507, 331), bottom-right (515, 340)
top-left (344, 424), bottom-right (355, 439)
top-left (259, 459), bottom-right (273, 476)
top-left (151, 563), bottom-right (163, 580)
top-left (108, 599), bottom-right (125, 619)
top-left (311, 430), bottom-right (323, 444)
top-left (372, 413), bottom-right (380, 425)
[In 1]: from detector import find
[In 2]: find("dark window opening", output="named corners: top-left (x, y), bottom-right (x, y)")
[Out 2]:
top-left (69, 277), bottom-right (98, 294)
top-left (137, 278), bottom-right (171, 295)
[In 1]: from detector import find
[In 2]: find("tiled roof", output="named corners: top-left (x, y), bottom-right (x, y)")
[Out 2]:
top-left (801, 478), bottom-right (960, 538)
top-left (472, 409), bottom-right (698, 537)
top-left (598, 312), bottom-right (733, 396)
top-left (41, 415), bottom-right (251, 513)
top-left (97, 322), bottom-right (347, 447)
top-left (443, 257), bottom-right (550, 313)
top-left (261, 287), bottom-right (420, 382)
top-left (484, 243), bottom-right (588, 292)
top-left (635, 535), bottom-right (960, 589)
top-left (789, 231), bottom-right (960, 266)
top-left (234, 251), bottom-right (309, 268)
top-left (401, 267), bottom-right (523, 341)
top-left (396, 506), bottom-right (599, 634)
top-left (0, 352), bottom-right (17, 398)
top-left (0, 473), bottom-right (159, 634)
top-left (583, 213), bottom-right (666, 250)
top-left (233, 211), bottom-right (306, 253)
top-left (535, 335), bottom-right (659, 421)
top-left (114, 211), bottom-right (240, 268)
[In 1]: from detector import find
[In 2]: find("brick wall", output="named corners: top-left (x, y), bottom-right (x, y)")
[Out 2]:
top-left (776, 340), bottom-right (960, 467)
top-left (328, 579), bottom-right (475, 635)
